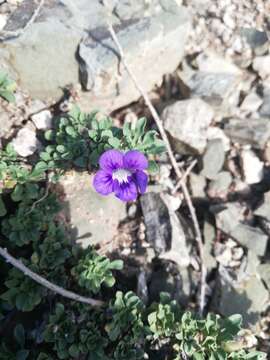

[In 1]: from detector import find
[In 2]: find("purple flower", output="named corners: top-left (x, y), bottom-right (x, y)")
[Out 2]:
top-left (93, 149), bottom-right (148, 202)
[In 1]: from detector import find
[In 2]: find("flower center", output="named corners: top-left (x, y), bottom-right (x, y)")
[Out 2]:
top-left (112, 168), bottom-right (131, 184)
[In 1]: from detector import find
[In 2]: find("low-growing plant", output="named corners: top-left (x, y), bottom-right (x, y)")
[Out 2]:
top-left (71, 247), bottom-right (123, 294)
top-left (0, 71), bottom-right (16, 103)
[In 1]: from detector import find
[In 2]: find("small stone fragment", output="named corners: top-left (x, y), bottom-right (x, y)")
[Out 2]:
top-left (162, 99), bottom-right (214, 154)
top-left (240, 147), bottom-right (264, 184)
top-left (189, 172), bottom-right (207, 198)
top-left (31, 110), bottom-right (52, 130)
top-left (201, 139), bottom-right (225, 179)
top-left (12, 127), bottom-right (40, 157)
top-left (240, 92), bottom-right (263, 113)
top-left (208, 171), bottom-right (232, 198)
top-left (224, 118), bottom-right (270, 149)
top-left (253, 55), bottom-right (270, 79)
top-left (0, 14), bottom-right (7, 31)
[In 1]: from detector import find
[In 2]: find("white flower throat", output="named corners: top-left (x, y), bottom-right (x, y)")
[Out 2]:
top-left (112, 168), bottom-right (131, 183)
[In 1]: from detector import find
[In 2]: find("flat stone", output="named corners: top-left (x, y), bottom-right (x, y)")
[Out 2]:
top-left (212, 203), bottom-right (268, 256)
top-left (140, 192), bottom-right (171, 254)
top-left (214, 268), bottom-right (269, 327)
top-left (224, 118), bottom-right (270, 149)
top-left (258, 263), bottom-right (270, 289)
top-left (31, 110), bottom-right (52, 130)
top-left (12, 126), bottom-right (40, 157)
top-left (1, 0), bottom-right (190, 111)
top-left (201, 139), bottom-right (225, 179)
top-left (240, 28), bottom-right (268, 54)
top-left (253, 55), bottom-right (270, 79)
top-left (208, 171), bottom-right (232, 198)
top-left (60, 172), bottom-right (126, 248)
top-left (189, 172), bottom-right (207, 198)
top-left (162, 99), bottom-right (214, 154)
top-left (240, 92), bottom-right (263, 113)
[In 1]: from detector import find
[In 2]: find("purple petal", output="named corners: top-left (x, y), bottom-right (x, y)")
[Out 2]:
top-left (99, 150), bottom-right (123, 172)
top-left (123, 150), bottom-right (148, 171)
top-left (134, 170), bottom-right (148, 194)
top-left (113, 179), bottom-right (138, 202)
top-left (93, 170), bottom-right (113, 195)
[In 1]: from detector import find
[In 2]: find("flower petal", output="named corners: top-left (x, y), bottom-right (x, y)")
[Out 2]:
top-left (123, 150), bottom-right (148, 171)
top-left (99, 150), bottom-right (123, 172)
top-left (93, 170), bottom-right (113, 195)
top-left (113, 179), bottom-right (138, 202)
top-left (134, 170), bottom-right (148, 194)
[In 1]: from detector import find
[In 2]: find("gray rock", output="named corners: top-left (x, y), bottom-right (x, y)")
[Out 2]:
top-left (60, 172), bottom-right (126, 248)
top-left (259, 86), bottom-right (270, 117)
top-left (253, 55), bottom-right (270, 79)
top-left (162, 99), bottom-right (214, 154)
top-left (0, 107), bottom-right (12, 138)
top-left (203, 221), bottom-right (217, 271)
top-left (201, 139), bottom-right (225, 179)
top-left (240, 92), bottom-right (263, 113)
top-left (140, 192), bottom-right (171, 254)
top-left (254, 192), bottom-right (270, 222)
top-left (31, 110), bottom-right (52, 130)
top-left (184, 71), bottom-right (242, 105)
top-left (1, 0), bottom-right (190, 111)
top-left (258, 263), bottom-right (270, 289)
top-left (208, 171), bottom-right (232, 198)
top-left (214, 267), bottom-right (269, 327)
top-left (189, 172), bottom-right (207, 198)
top-left (12, 126), bottom-right (40, 157)
top-left (240, 28), bottom-right (268, 55)
top-left (224, 118), bottom-right (270, 149)
top-left (212, 203), bottom-right (268, 256)
top-left (140, 192), bottom-right (191, 266)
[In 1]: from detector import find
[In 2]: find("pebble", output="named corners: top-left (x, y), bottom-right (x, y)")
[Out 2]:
top-left (240, 147), bottom-right (264, 184)
top-left (0, 13), bottom-right (7, 30)
top-left (12, 127), bottom-right (41, 157)
top-left (31, 110), bottom-right (52, 130)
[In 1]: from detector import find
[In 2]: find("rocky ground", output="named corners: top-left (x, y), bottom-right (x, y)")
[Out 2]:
top-left (1, 0), bottom-right (270, 355)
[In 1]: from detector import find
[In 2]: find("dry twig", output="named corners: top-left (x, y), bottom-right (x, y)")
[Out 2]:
top-left (0, 0), bottom-right (45, 42)
top-left (107, 23), bottom-right (207, 315)
top-left (0, 246), bottom-right (104, 307)
top-left (172, 159), bottom-right (198, 195)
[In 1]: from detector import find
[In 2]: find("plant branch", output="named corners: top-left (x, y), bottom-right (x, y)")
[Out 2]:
top-left (0, 246), bottom-right (104, 307)
top-left (0, 0), bottom-right (45, 42)
top-left (107, 23), bottom-right (207, 315)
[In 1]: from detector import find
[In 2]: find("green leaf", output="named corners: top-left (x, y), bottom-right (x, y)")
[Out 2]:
top-left (147, 160), bottom-right (159, 174)
top-left (14, 324), bottom-right (25, 348)
top-left (65, 126), bottom-right (77, 137)
top-left (108, 137), bottom-right (121, 149)
top-left (0, 195), bottom-right (7, 216)
top-left (68, 344), bottom-right (79, 358)
top-left (11, 184), bottom-right (24, 201)
top-left (0, 90), bottom-right (16, 103)
top-left (109, 260), bottom-right (124, 270)
top-left (44, 130), bottom-right (54, 141)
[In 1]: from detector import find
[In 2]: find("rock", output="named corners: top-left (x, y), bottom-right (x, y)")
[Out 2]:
top-left (183, 71), bottom-right (242, 107)
top-left (59, 172), bottom-right (126, 248)
top-left (253, 55), bottom-right (270, 79)
top-left (1, 0), bottom-right (191, 111)
top-left (240, 147), bottom-right (264, 185)
top-left (201, 139), bottom-right (225, 179)
top-left (196, 52), bottom-right (241, 74)
top-left (31, 110), bottom-right (52, 130)
top-left (224, 118), bottom-right (270, 149)
top-left (206, 126), bottom-right (231, 151)
top-left (0, 107), bottom-right (12, 138)
top-left (12, 127), bottom-right (40, 157)
top-left (240, 28), bottom-right (268, 55)
top-left (240, 92), bottom-right (263, 113)
top-left (259, 86), bottom-right (270, 117)
top-left (208, 171), bottom-right (232, 198)
top-left (214, 266), bottom-right (269, 327)
top-left (203, 221), bottom-right (217, 271)
top-left (189, 172), bottom-right (207, 198)
top-left (140, 192), bottom-right (171, 254)
top-left (140, 192), bottom-right (191, 267)
top-left (162, 99), bottom-right (214, 154)
top-left (211, 203), bottom-right (268, 256)
top-left (160, 193), bottom-right (191, 267)
top-left (254, 192), bottom-right (270, 222)
top-left (258, 264), bottom-right (270, 289)
top-left (0, 13), bottom-right (7, 30)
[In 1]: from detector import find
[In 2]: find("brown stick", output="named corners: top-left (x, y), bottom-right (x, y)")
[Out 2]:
top-left (0, 0), bottom-right (45, 41)
top-left (0, 246), bottom-right (104, 307)
top-left (107, 23), bottom-right (207, 315)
